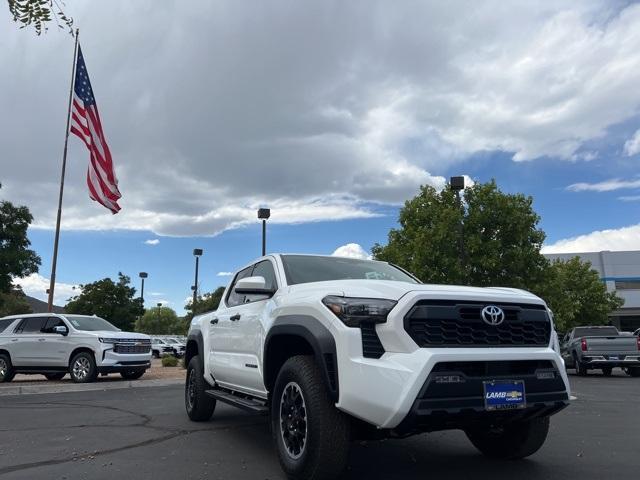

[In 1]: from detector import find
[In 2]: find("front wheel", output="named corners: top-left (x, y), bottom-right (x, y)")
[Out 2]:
top-left (466, 416), bottom-right (550, 460)
top-left (0, 354), bottom-right (15, 383)
top-left (69, 352), bottom-right (97, 383)
top-left (185, 355), bottom-right (216, 421)
top-left (271, 355), bottom-right (350, 480)
top-left (120, 369), bottom-right (145, 380)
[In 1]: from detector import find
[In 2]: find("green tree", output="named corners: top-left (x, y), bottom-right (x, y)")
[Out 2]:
top-left (537, 258), bottom-right (624, 333)
top-left (7, 0), bottom-right (73, 35)
top-left (0, 183), bottom-right (41, 294)
top-left (135, 305), bottom-right (182, 335)
top-left (65, 273), bottom-right (143, 330)
top-left (373, 180), bottom-right (547, 288)
top-left (0, 287), bottom-right (32, 317)
top-left (182, 286), bottom-right (226, 332)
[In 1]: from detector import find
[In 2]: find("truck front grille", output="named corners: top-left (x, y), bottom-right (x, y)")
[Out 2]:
top-left (113, 340), bottom-right (151, 354)
top-left (404, 300), bottom-right (551, 348)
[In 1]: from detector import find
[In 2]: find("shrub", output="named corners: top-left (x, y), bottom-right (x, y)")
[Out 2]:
top-left (161, 355), bottom-right (179, 367)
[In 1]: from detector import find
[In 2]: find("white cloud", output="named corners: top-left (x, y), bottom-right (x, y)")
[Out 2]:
top-left (566, 178), bottom-right (640, 192)
top-left (144, 239), bottom-right (160, 245)
top-left (331, 243), bottom-right (372, 260)
top-left (619, 195), bottom-right (640, 202)
top-left (3, 2), bottom-right (640, 236)
top-left (216, 272), bottom-right (233, 276)
top-left (542, 224), bottom-right (640, 253)
top-left (13, 273), bottom-right (79, 306)
top-left (149, 292), bottom-right (164, 296)
top-left (624, 129), bottom-right (640, 156)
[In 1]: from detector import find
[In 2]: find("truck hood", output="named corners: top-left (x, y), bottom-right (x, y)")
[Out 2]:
top-left (286, 280), bottom-right (545, 305)
top-left (76, 330), bottom-right (150, 340)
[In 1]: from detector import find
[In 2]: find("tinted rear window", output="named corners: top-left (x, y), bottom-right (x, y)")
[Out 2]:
top-left (0, 319), bottom-right (15, 333)
top-left (574, 327), bottom-right (619, 337)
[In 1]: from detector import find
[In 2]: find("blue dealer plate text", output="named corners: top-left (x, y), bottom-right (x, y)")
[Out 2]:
top-left (483, 380), bottom-right (526, 411)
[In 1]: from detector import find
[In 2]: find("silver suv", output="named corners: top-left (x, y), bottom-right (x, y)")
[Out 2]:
top-left (0, 313), bottom-right (152, 383)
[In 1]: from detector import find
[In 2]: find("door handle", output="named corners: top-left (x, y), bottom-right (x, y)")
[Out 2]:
top-left (230, 314), bottom-right (241, 322)
top-left (210, 318), bottom-right (219, 325)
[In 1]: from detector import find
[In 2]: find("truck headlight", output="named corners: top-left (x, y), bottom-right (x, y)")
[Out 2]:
top-left (322, 296), bottom-right (397, 327)
top-left (98, 338), bottom-right (118, 344)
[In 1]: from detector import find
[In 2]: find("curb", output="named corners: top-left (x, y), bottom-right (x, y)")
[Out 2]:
top-left (0, 378), bottom-right (183, 397)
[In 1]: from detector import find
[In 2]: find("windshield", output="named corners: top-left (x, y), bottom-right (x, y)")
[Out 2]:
top-left (574, 327), bottom-right (619, 337)
top-left (65, 315), bottom-right (119, 332)
top-left (281, 255), bottom-right (418, 285)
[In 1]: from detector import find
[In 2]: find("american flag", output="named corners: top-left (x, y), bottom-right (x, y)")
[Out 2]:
top-left (70, 46), bottom-right (122, 214)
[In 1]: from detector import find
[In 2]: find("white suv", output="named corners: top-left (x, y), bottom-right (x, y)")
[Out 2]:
top-left (0, 313), bottom-right (152, 383)
top-left (184, 254), bottom-right (570, 480)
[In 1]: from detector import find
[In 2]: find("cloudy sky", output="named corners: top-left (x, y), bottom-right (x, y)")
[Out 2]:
top-left (2, 0), bottom-right (639, 311)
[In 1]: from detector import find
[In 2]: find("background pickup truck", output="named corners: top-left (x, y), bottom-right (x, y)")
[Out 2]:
top-left (561, 326), bottom-right (640, 377)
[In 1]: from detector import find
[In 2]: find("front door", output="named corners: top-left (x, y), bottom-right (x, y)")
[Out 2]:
top-left (39, 317), bottom-right (74, 367)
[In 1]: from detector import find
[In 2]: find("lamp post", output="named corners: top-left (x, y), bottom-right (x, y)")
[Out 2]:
top-left (450, 176), bottom-right (465, 267)
top-left (192, 248), bottom-right (203, 309)
top-left (139, 272), bottom-right (148, 307)
top-left (258, 208), bottom-right (271, 256)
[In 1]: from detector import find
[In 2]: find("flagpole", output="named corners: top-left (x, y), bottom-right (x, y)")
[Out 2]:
top-left (47, 29), bottom-right (79, 312)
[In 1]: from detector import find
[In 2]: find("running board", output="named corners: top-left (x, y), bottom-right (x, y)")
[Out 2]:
top-left (205, 389), bottom-right (269, 415)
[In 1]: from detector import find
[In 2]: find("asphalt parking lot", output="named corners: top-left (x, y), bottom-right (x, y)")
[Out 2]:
top-left (0, 371), bottom-right (638, 479)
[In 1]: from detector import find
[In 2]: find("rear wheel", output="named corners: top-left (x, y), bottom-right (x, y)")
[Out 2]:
top-left (185, 355), bottom-right (216, 421)
top-left (466, 416), bottom-right (550, 459)
top-left (601, 367), bottom-right (612, 377)
top-left (69, 352), bottom-right (97, 383)
top-left (120, 369), bottom-right (145, 380)
top-left (574, 354), bottom-right (587, 376)
top-left (44, 373), bottom-right (66, 381)
top-left (625, 367), bottom-right (640, 377)
top-left (0, 354), bottom-right (15, 383)
top-left (271, 355), bottom-right (350, 480)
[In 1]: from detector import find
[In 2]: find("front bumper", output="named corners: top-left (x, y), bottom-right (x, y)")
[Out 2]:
top-left (98, 361), bottom-right (151, 374)
top-left (99, 348), bottom-right (152, 372)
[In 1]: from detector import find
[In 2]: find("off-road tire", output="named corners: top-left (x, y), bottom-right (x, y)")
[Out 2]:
top-left (69, 352), bottom-right (98, 383)
top-left (120, 369), bottom-right (145, 380)
top-left (185, 355), bottom-right (216, 421)
top-left (0, 354), bottom-right (15, 383)
top-left (44, 373), bottom-right (66, 381)
top-left (466, 416), bottom-right (550, 460)
top-left (601, 367), bottom-right (612, 377)
top-left (271, 355), bottom-right (350, 480)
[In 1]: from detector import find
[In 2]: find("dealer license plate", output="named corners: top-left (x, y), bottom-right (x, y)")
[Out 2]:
top-left (483, 380), bottom-right (526, 411)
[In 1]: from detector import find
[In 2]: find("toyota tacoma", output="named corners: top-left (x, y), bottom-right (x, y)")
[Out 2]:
top-left (185, 254), bottom-right (570, 479)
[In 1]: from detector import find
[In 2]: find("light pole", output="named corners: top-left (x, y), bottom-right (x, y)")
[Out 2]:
top-left (192, 248), bottom-right (203, 309)
top-left (450, 176), bottom-right (465, 267)
top-left (258, 208), bottom-right (271, 256)
top-left (139, 272), bottom-right (148, 307)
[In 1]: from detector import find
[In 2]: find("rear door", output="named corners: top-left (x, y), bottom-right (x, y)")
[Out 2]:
top-left (208, 266), bottom-right (253, 386)
top-left (11, 317), bottom-right (48, 366)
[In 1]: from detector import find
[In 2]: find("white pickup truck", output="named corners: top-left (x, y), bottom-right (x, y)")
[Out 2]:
top-left (185, 254), bottom-right (570, 480)
top-left (0, 313), bottom-right (151, 383)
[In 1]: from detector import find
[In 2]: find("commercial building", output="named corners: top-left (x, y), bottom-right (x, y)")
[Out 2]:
top-left (544, 250), bottom-right (640, 332)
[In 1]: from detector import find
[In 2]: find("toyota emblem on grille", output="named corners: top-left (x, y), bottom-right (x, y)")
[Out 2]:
top-left (481, 305), bottom-right (505, 326)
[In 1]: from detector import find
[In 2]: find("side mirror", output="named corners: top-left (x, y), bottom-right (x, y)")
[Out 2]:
top-left (53, 325), bottom-right (68, 336)
top-left (234, 276), bottom-right (275, 295)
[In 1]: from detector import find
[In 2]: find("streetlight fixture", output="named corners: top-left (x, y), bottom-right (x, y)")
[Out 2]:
top-left (449, 176), bottom-right (465, 267)
top-left (258, 208), bottom-right (271, 256)
top-left (139, 272), bottom-right (148, 306)
top-left (192, 248), bottom-right (203, 309)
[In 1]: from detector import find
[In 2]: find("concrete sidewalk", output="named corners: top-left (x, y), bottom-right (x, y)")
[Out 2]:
top-left (0, 377), bottom-right (184, 396)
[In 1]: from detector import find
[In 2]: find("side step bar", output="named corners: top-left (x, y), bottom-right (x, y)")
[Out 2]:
top-left (205, 389), bottom-right (269, 415)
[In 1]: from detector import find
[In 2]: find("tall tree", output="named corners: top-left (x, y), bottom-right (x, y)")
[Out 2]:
top-left (537, 258), bottom-right (624, 332)
top-left (185, 286), bottom-right (226, 319)
top-left (0, 183), bottom-right (41, 294)
top-left (373, 180), bottom-right (547, 288)
top-left (65, 273), bottom-right (143, 330)
top-left (135, 305), bottom-right (182, 335)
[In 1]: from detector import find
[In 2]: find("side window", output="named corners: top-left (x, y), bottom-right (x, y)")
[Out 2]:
top-left (226, 267), bottom-right (253, 308)
top-left (0, 318), bottom-right (16, 333)
top-left (42, 317), bottom-right (66, 334)
top-left (251, 260), bottom-right (278, 291)
top-left (15, 317), bottom-right (47, 334)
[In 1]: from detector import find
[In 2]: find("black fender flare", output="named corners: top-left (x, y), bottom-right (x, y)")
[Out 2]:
top-left (264, 315), bottom-right (339, 402)
top-left (186, 329), bottom-right (205, 372)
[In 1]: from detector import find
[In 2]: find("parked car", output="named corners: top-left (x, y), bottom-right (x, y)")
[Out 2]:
top-left (185, 254), bottom-right (570, 479)
top-left (164, 337), bottom-right (186, 357)
top-left (0, 313), bottom-right (152, 383)
top-left (151, 337), bottom-right (175, 358)
top-left (561, 326), bottom-right (640, 376)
